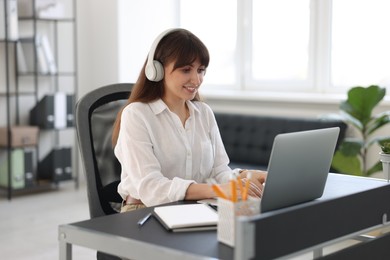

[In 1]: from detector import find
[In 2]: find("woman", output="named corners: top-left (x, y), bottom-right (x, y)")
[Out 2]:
top-left (112, 28), bottom-right (266, 212)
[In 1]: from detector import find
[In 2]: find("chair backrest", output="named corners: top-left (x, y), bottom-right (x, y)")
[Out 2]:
top-left (75, 83), bottom-right (133, 218)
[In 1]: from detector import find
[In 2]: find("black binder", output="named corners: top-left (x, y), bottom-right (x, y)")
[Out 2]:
top-left (38, 147), bottom-right (72, 182)
top-left (30, 93), bottom-right (74, 129)
top-left (24, 148), bottom-right (36, 187)
top-left (30, 95), bottom-right (55, 129)
top-left (66, 94), bottom-right (75, 127)
top-left (61, 146), bottom-right (72, 180)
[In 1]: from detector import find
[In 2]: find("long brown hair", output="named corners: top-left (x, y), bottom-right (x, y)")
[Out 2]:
top-left (112, 29), bottom-right (210, 146)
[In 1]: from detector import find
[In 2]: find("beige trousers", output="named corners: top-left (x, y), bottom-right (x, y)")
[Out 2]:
top-left (120, 202), bottom-right (146, 213)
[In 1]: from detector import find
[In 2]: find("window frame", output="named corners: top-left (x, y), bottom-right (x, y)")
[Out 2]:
top-left (240, 0), bottom-right (336, 93)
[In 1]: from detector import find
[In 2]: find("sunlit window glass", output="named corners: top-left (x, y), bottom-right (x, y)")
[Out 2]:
top-left (179, 0), bottom-right (237, 86)
top-left (252, 0), bottom-right (310, 83)
top-left (331, 0), bottom-right (390, 87)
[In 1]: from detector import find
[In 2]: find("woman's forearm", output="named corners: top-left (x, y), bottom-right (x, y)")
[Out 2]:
top-left (184, 183), bottom-right (215, 200)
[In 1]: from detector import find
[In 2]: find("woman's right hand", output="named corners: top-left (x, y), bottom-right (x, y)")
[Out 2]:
top-left (216, 178), bottom-right (263, 199)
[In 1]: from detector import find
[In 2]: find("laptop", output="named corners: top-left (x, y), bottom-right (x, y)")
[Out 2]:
top-left (260, 127), bottom-right (340, 213)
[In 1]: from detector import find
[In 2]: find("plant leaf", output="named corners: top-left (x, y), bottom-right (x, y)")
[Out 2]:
top-left (339, 111), bottom-right (363, 131)
top-left (366, 136), bottom-right (390, 149)
top-left (366, 161), bottom-right (383, 176)
top-left (366, 111), bottom-right (390, 135)
top-left (378, 137), bottom-right (390, 145)
top-left (379, 139), bottom-right (390, 153)
top-left (341, 85), bottom-right (386, 126)
top-left (331, 151), bottom-right (363, 176)
top-left (337, 139), bottom-right (363, 156)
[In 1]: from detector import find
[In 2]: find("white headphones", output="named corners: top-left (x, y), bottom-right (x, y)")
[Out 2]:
top-left (145, 28), bottom-right (179, 82)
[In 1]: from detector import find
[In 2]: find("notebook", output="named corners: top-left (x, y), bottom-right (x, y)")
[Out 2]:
top-left (153, 203), bottom-right (218, 232)
top-left (260, 127), bottom-right (340, 213)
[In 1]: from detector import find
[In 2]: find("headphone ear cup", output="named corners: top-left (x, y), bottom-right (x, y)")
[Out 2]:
top-left (152, 60), bottom-right (164, 82)
top-left (145, 60), bottom-right (164, 82)
top-left (145, 62), bottom-right (156, 81)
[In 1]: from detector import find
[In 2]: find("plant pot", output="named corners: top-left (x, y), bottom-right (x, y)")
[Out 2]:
top-left (379, 152), bottom-right (390, 182)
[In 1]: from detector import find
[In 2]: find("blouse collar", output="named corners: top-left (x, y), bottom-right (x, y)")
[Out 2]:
top-left (149, 99), bottom-right (200, 116)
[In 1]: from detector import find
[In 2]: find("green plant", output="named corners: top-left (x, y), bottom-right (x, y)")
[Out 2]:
top-left (331, 85), bottom-right (390, 176)
top-left (381, 141), bottom-right (390, 154)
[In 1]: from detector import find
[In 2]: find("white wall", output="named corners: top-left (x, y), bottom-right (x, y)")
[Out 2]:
top-left (77, 0), bottom-right (177, 98)
top-left (77, 0), bottom-right (119, 98)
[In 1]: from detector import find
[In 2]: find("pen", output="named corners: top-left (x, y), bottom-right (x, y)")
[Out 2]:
top-left (207, 203), bottom-right (218, 211)
top-left (138, 212), bottom-right (152, 226)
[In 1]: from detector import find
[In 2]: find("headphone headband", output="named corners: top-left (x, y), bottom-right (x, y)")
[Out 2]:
top-left (145, 28), bottom-right (180, 82)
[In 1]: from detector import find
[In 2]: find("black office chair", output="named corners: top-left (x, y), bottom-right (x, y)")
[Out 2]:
top-left (75, 83), bottom-right (133, 260)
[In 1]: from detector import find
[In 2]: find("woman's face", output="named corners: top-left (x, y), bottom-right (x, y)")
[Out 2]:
top-left (162, 59), bottom-right (206, 103)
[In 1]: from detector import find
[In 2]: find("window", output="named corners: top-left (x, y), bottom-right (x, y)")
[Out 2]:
top-left (121, 1), bottom-right (389, 93)
top-left (179, 0), bottom-right (390, 93)
top-left (250, 0), bottom-right (311, 90)
top-left (331, 0), bottom-right (390, 88)
top-left (180, 0), bottom-right (237, 88)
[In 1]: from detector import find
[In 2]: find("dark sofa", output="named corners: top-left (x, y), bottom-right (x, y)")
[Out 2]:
top-left (214, 113), bottom-right (347, 171)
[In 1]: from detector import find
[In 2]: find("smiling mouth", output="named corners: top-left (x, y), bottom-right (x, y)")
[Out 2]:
top-left (184, 86), bottom-right (198, 93)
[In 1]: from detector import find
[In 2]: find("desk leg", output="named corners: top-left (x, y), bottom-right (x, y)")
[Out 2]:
top-left (59, 232), bottom-right (72, 260)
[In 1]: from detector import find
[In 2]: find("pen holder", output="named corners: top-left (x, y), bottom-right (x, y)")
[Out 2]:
top-left (217, 197), bottom-right (261, 247)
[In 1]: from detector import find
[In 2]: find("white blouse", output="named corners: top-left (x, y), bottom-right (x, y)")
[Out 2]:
top-left (115, 99), bottom-right (232, 207)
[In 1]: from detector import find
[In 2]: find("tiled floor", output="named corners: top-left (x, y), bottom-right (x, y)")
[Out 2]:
top-left (0, 180), bottom-right (96, 260)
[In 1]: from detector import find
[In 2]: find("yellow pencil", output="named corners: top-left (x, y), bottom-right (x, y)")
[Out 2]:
top-left (242, 172), bottom-right (252, 201)
top-left (212, 184), bottom-right (229, 200)
top-left (230, 174), bottom-right (238, 202)
top-left (237, 175), bottom-right (244, 198)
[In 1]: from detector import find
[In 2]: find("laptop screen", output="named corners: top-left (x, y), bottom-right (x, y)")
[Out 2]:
top-left (260, 127), bottom-right (340, 213)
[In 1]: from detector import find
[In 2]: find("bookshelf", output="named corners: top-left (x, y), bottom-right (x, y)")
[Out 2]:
top-left (0, 0), bottom-right (78, 200)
